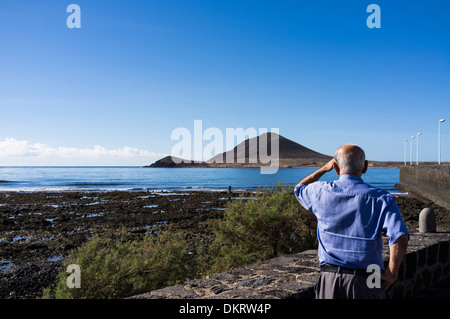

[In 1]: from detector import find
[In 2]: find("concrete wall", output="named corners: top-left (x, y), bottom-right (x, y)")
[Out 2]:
top-left (130, 231), bottom-right (450, 299)
top-left (399, 165), bottom-right (450, 210)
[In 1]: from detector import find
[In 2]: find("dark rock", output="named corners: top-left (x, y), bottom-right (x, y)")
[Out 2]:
top-left (210, 284), bottom-right (229, 294)
top-left (187, 278), bottom-right (220, 288)
top-left (275, 281), bottom-right (308, 292)
top-left (238, 277), bottom-right (274, 288)
top-left (151, 284), bottom-right (199, 298)
top-left (261, 289), bottom-right (291, 299)
top-left (209, 272), bottom-right (241, 282)
top-left (220, 288), bottom-right (263, 298)
top-left (1, 219), bottom-right (15, 226)
top-left (0, 262), bottom-right (63, 299)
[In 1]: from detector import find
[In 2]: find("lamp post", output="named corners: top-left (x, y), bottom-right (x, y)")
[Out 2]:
top-left (404, 139), bottom-right (408, 165)
top-left (416, 132), bottom-right (422, 165)
top-left (439, 119), bottom-right (445, 164)
top-left (410, 135), bottom-right (415, 165)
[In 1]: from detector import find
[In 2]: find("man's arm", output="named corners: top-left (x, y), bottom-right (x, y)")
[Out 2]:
top-left (381, 234), bottom-right (409, 291)
top-left (295, 158), bottom-right (336, 187)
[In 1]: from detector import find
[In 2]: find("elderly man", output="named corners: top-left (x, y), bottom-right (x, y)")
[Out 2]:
top-left (294, 144), bottom-right (409, 299)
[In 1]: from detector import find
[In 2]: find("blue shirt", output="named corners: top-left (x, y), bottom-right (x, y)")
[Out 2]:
top-left (294, 174), bottom-right (409, 270)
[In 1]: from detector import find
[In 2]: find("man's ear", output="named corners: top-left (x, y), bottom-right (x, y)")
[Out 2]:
top-left (333, 161), bottom-right (340, 176)
top-left (362, 160), bottom-right (369, 174)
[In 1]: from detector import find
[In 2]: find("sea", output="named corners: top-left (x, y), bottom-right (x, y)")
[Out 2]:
top-left (0, 167), bottom-right (403, 194)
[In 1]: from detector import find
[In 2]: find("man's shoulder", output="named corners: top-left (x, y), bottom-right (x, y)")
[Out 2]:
top-left (362, 182), bottom-right (395, 201)
top-left (294, 180), bottom-right (332, 196)
top-left (296, 180), bottom-right (331, 189)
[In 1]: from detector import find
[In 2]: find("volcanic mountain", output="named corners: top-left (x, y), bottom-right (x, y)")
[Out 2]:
top-left (145, 133), bottom-right (333, 168)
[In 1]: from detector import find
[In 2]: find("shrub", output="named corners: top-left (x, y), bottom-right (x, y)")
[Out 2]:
top-left (208, 183), bottom-right (317, 272)
top-left (43, 231), bottom-right (204, 299)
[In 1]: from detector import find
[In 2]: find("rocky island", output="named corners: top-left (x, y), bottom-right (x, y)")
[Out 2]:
top-left (145, 133), bottom-right (403, 168)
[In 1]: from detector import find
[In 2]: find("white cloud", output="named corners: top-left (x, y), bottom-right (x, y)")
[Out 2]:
top-left (0, 138), bottom-right (166, 159)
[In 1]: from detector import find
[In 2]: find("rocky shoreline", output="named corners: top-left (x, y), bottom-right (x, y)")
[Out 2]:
top-left (0, 190), bottom-right (246, 298)
top-left (0, 190), bottom-right (449, 299)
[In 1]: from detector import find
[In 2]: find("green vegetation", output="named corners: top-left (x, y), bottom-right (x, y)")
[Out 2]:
top-left (207, 184), bottom-right (317, 273)
top-left (42, 231), bottom-right (206, 299)
top-left (43, 184), bottom-right (317, 299)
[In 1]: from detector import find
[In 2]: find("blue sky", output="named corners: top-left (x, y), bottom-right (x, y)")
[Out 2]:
top-left (0, 0), bottom-right (449, 165)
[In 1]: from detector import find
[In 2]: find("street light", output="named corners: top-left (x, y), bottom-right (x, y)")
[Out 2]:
top-left (439, 119), bottom-right (445, 164)
top-left (404, 139), bottom-right (408, 165)
top-left (410, 135), bottom-right (415, 165)
top-left (416, 132), bottom-right (422, 165)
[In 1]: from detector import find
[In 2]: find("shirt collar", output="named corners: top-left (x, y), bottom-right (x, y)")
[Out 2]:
top-left (338, 174), bottom-right (363, 182)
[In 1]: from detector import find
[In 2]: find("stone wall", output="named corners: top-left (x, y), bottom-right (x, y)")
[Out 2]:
top-left (130, 231), bottom-right (450, 299)
top-left (389, 232), bottom-right (450, 298)
top-left (399, 165), bottom-right (450, 210)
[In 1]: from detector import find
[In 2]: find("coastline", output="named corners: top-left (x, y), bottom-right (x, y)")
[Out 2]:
top-left (0, 189), bottom-right (449, 299)
top-left (0, 166), bottom-right (402, 195)
top-left (144, 161), bottom-right (406, 169)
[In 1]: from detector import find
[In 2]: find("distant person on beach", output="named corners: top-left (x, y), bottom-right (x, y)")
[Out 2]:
top-left (294, 144), bottom-right (409, 299)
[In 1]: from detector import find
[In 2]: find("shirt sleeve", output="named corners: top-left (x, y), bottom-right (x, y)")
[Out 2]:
top-left (294, 184), bottom-right (315, 213)
top-left (381, 195), bottom-right (410, 247)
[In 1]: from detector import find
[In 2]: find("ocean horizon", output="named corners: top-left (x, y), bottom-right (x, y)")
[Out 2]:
top-left (0, 166), bottom-right (402, 194)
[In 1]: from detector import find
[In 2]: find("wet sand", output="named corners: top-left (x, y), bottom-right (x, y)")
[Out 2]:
top-left (0, 190), bottom-right (449, 298)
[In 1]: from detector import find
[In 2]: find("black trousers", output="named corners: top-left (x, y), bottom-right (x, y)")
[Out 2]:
top-left (315, 271), bottom-right (386, 299)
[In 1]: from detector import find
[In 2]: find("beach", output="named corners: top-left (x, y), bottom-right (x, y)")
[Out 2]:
top-left (1, 190), bottom-right (449, 299)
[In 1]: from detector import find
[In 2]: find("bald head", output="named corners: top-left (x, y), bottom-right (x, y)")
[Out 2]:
top-left (334, 144), bottom-right (368, 176)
